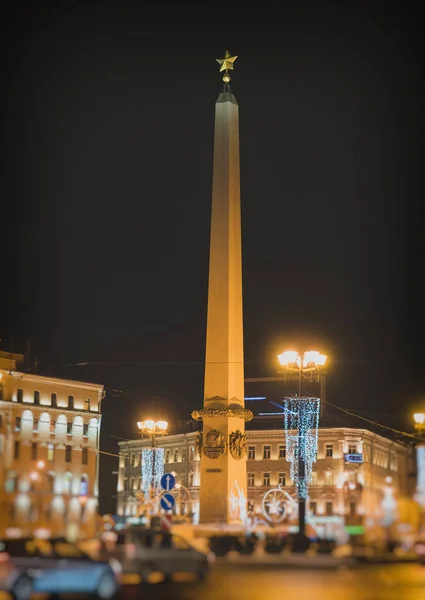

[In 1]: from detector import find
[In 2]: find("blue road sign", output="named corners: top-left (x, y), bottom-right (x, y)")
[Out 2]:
top-left (160, 473), bottom-right (176, 491)
top-left (160, 493), bottom-right (175, 511)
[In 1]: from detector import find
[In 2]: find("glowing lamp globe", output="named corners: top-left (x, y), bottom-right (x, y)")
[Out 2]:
top-left (277, 350), bottom-right (299, 367)
top-left (414, 413), bottom-right (425, 426)
top-left (156, 420), bottom-right (168, 432)
top-left (303, 351), bottom-right (327, 367)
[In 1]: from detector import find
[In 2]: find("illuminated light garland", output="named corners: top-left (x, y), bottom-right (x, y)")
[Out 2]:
top-left (415, 446), bottom-right (425, 507)
top-left (284, 397), bottom-right (320, 499)
top-left (141, 448), bottom-right (164, 495)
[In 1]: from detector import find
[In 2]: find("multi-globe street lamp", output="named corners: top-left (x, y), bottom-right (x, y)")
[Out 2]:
top-left (137, 419), bottom-right (168, 448)
top-left (277, 350), bottom-right (327, 543)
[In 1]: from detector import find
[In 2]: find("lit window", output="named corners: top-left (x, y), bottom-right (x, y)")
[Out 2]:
top-left (325, 471), bottom-right (333, 486)
top-left (248, 473), bottom-right (255, 487)
top-left (325, 444), bottom-right (333, 458)
top-left (279, 445), bottom-right (286, 459)
top-left (278, 472), bottom-right (286, 486)
top-left (263, 446), bottom-right (271, 459)
top-left (17, 389), bottom-right (23, 403)
top-left (83, 424), bottom-right (89, 437)
top-left (348, 445), bottom-right (356, 454)
top-left (68, 395), bottom-right (74, 410)
top-left (248, 446), bottom-right (256, 460)
top-left (79, 476), bottom-right (88, 496)
top-left (67, 422), bottom-right (72, 435)
top-left (34, 391), bottom-right (40, 405)
top-left (51, 393), bottom-right (57, 407)
top-left (82, 448), bottom-right (88, 465)
top-left (263, 472), bottom-right (270, 486)
top-left (65, 445), bottom-right (72, 462)
top-left (84, 398), bottom-right (91, 411)
top-left (190, 447), bottom-right (195, 461)
top-left (182, 449), bottom-right (187, 461)
top-left (47, 443), bottom-right (55, 462)
top-left (15, 417), bottom-right (21, 431)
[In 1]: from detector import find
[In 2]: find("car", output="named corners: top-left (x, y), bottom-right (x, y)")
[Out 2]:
top-left (99, 527), bottom-right (213, 582)
top-left (0, 537), bottom-right (121, 600)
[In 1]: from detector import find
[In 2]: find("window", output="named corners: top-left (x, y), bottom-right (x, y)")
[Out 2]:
top-left (182, 449), bottom-right (187, 461)
top-left (189, 472), bottom-right (194, 487)
top-left (326, 502), bottom-right (333, 516)
top-left (47, 443), bottom-right (55, 462)
top-left (84, 398), bottom-right (91, 411)
top-left (14, 440), bottom-right (20, 459)
top-left (325, 471), bottom-right (333, 486)
top-left (248, 446), bottom-right (256, 460)
top-left (34, 391), bottom-right (40, 405)
top-left (130, 453), bottom-right (135, 467)
top-left (190, 446), bottom-right (195, 461)
top-left (82, 448), bottom-right (88, 465)
top-left (248, 473), bottom-right (255, 486)
top-left (348, 444), bottom-right (357, 454)
top-left (174, 449), bottom-right (179, 462)
top-left (83, 424), bottom-right (89, 437)
top-left (278, 472), bottom-right (286, 486)
top-left (15, 417), bottom-right (21, 431)
top-left (51, 393), bottom-right (57, 408)
top-left (79, 476), bottom-right (88, 496)
top-left (325, 444), bottom-right (333, 458)
top-left (31, 442), bottom-right (37, 460)
top-left (17, 388), bottom-right (23, 403)
top-left (64, 473), bottom-right (72, 494)
top-left (33, 419), bottom-right (39, 433)
top-left (263, 472), bottom-right (270, 486)
top-left (279, 445), bottom-right (286, 459)
top-left (349, 502), bottom-right (356, 517)
top-left (263, 446), bottom-right (271, 459)
top-left (65, 445), bottom-right (72, 462)
top-left (310, 501), bottom-right (317, 515)
top-left (164, 449), bottom-right (170, 463)
top-left (68, 395), bottom-right (74, 410)
top-left (67, 422), bottom-right (72, 435)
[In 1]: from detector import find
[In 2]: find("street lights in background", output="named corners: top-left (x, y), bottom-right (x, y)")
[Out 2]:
top-left (277, 350), bottom-right (327, 395)
top-left (413, 413), bottom-right (425, 525)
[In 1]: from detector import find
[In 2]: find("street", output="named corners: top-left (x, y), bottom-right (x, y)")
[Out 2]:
top-left (122, 563), bottom-right (425, 600)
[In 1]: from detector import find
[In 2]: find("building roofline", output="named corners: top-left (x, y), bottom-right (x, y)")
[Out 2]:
top-left (4, 370), bottom-right (104, 393)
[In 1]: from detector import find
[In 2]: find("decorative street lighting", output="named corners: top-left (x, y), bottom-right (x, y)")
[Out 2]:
top-left (136, 419), bottom-right (168, 511)
top-left (414, 412), bottom-right (425, 513)
top-left (277, 351), bottom-right (327, 547)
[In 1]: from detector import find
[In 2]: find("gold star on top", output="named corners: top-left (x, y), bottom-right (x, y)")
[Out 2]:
top-left (216, 50), bottom-right (237, 82)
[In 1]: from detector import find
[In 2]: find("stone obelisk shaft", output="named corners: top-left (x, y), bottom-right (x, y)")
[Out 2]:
top-left (198, 85), bottom-right (247, 523)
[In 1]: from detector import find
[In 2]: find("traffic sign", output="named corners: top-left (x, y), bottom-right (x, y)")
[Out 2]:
top-left (160, 473), bottom-right (176, 491)
top-left (160, 514), bottom-right (172, 531)
top-left (160, 493), bottom-right (175, 511)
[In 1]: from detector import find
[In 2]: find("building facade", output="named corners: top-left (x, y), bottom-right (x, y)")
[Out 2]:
top-left (0, 353), bottom-right (104, 538)
top-left (116, 427), bottom-right (410, 528)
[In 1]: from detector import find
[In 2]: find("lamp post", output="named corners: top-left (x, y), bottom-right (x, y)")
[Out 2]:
top-left (277, 351), bottom-right (327, 541)
top-left (136, 419), bottom-right (168, 498)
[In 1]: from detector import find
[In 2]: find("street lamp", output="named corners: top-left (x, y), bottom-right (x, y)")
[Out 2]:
top-left (137, 419), bottom-right (168, 448)
top-left (277, 350), bottom-right (327, 395)
top-left (414, 413), bottom-right (425, 517)
top-left (277, 350), bottom-right (326, 546)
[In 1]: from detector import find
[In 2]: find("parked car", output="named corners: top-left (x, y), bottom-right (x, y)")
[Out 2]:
top-left (100, 527), bottom-right (213, 582)
top-left (0, 537), bottom-right (121, 600)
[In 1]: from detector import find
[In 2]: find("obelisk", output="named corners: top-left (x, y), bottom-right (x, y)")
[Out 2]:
top-left (192, 51), bottom-right (252, 523)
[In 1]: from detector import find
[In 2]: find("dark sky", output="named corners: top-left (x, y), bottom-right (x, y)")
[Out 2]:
top-left (1, 0), bottom-right (425, 512)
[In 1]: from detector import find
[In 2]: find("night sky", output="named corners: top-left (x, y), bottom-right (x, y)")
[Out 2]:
top-left (1, 0), bottom-right (425, 513)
